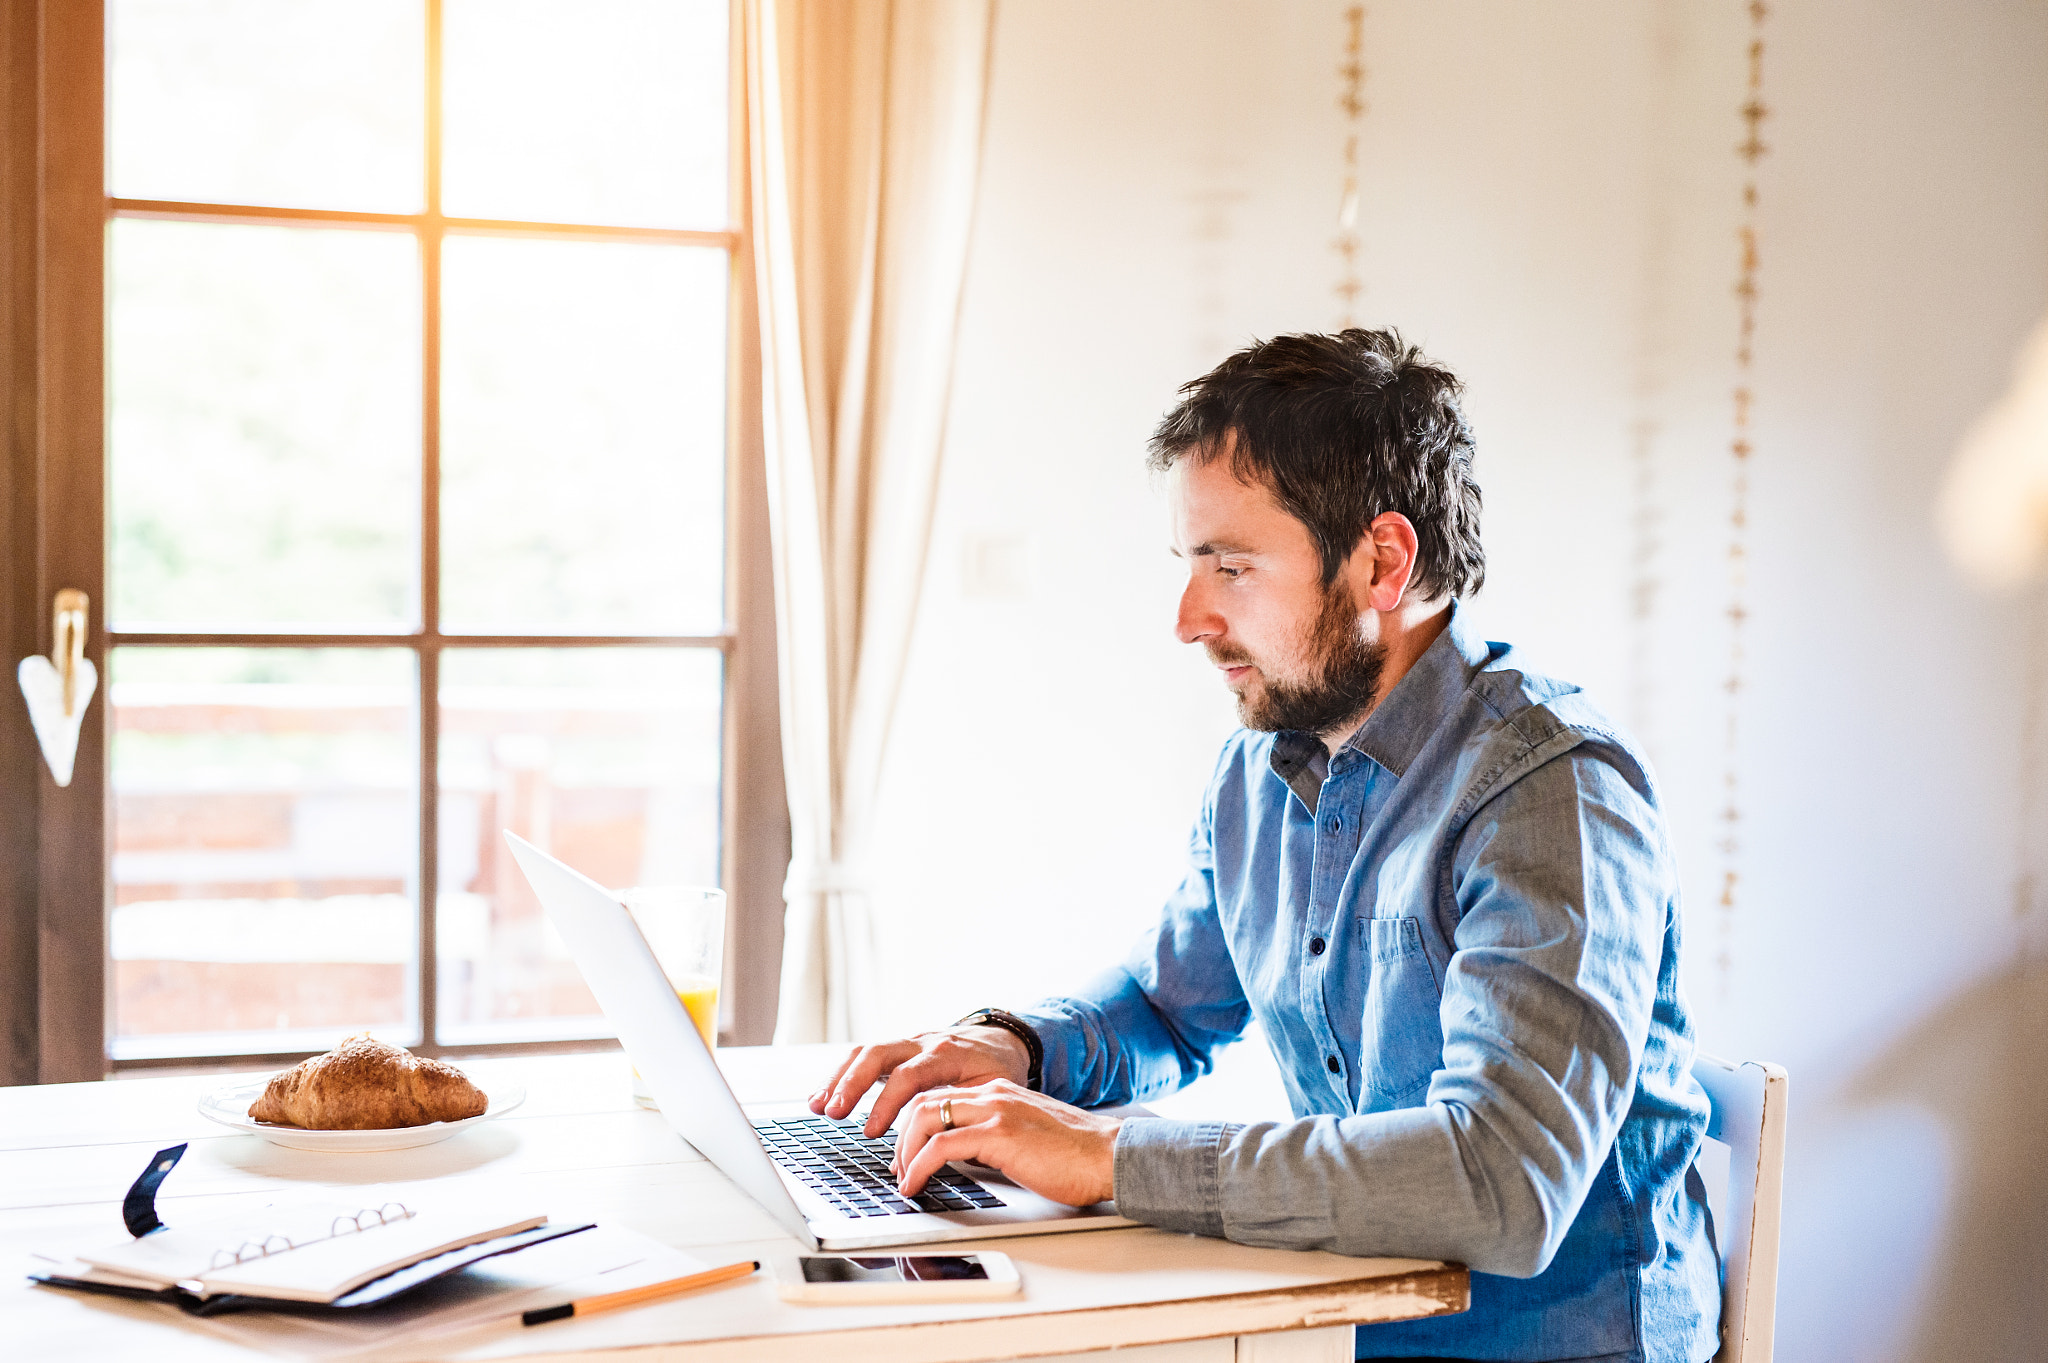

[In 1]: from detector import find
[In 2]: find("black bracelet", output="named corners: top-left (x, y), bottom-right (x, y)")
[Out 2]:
top-left (957, 1007), bottom-right (1044, 1092)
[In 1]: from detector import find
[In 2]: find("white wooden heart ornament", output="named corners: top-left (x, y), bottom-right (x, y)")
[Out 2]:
top-left (17, 651), bottom-right (96, 787)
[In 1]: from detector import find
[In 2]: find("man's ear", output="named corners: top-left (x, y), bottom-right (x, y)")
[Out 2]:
top-left (1352, 512), bottom-right (1419, 613)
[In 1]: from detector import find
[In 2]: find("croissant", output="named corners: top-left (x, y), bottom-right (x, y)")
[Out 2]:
top-left (249, 1037), bottom-right (488, 1130)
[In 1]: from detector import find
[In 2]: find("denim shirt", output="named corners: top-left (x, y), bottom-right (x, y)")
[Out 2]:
top-left (1018, 608), bottom-right (1721, 1363)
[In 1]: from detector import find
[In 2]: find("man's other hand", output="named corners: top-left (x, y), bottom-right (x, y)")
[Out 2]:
top-left (808, 1026), bottom-right (1031, 1138)
top-left (891, 1080), bottom-right (1120, 1208)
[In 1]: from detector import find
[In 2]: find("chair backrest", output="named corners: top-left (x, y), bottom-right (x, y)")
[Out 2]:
top-left (1691, 1051), bottom-right (1790, 1363)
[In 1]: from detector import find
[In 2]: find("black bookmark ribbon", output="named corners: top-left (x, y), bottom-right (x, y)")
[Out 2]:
top-left (122, 1143), bottom-right (187, 1238)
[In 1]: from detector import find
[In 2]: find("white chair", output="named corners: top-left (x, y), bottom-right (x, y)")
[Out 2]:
top-left (1691, 1052), bottom-right (1790, 1363)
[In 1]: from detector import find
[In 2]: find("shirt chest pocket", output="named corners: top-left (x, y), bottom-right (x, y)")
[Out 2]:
top-left (1359, 915), bottom-right (1444, 1109)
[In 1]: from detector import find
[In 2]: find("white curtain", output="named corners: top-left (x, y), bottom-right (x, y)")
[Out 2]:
top-left (745, 0), bottom-right (996, 1043)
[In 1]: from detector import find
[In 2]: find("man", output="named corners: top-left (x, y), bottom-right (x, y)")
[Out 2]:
top-left (810, 330), bottom-right (1720, 1363)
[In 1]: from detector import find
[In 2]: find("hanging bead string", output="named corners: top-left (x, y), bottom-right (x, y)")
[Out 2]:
top-left (1627, 10), bottom-right (1683, 765)
top-left (2016, 589), bottom-right (2048, 1062)
top-left (1333, 4), bottom-right (1367, 327)
top-left (1719, 0), bottom-right (1769, 996)
top-left (1628, 412), bottom-right (1662, 753)
top-left (2017, 586), bottom-right (2045, 942)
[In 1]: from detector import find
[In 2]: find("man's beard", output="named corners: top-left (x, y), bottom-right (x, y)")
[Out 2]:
top-left (1210, 584), bottom-right (1386, 736)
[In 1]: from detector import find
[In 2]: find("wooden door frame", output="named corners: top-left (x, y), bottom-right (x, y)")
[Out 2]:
top-left (1, 0), bottom-right (107, 1085)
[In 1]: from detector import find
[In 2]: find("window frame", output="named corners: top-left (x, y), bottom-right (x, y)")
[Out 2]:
top-left (0, 0), bottom-right (786, 1082)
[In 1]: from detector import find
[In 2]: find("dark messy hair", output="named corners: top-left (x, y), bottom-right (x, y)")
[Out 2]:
top-left (1147, 328), bottom-right (1484, 601)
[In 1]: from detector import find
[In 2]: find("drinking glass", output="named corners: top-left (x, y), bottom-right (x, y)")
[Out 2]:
top-left (621, 885), bottom-right (726, 1109)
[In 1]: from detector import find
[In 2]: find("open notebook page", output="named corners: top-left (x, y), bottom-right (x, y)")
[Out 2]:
top-left (196, 1210), bottom-right (549, 1302)
top-left (80, 1199), bottom-right (417, 1285)
top-left (78, 1201), bottom-right (548, 1303)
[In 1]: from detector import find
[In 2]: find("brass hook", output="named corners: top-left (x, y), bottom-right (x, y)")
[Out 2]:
top-left (53, 589), bottom-right (88, 717)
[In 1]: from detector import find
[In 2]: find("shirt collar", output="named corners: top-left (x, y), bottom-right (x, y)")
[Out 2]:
top-left (1268, 729), bottom-right (1329, 814)
top-left (1343, 601), bottom-right (1487, 779)
top-left (1263, 602), bottom-right (1485, 806)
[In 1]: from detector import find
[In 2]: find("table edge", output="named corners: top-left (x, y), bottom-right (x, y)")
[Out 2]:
top-left (483, 1263), bottom-right (1471, 1363)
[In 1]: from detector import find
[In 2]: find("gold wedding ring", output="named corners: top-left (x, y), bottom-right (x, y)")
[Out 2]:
top-left (939, 1098), bottom-right (955, 1132)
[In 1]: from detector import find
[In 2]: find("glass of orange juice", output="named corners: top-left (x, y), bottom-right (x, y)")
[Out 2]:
top-left (620, 884), bottom-right (727, 1110)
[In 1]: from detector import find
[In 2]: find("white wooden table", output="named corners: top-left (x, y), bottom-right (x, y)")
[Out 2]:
top-left (0, 1045), bottom-right (1466, 1361)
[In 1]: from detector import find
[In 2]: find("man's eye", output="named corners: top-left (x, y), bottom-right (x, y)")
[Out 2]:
top-left (1217, 565), bottom-right (1243, 580)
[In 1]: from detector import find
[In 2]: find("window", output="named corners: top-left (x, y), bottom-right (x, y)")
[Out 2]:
top-left (1, 0), bottom-right (786, 1078)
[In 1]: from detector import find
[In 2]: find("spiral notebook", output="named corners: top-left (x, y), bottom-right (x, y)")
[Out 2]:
top-left (41, 1199), bottom-right (560, 1306)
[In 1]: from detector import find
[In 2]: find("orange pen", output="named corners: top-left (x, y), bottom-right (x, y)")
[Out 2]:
top-left (522, 1259), bottom-right (760, 1326)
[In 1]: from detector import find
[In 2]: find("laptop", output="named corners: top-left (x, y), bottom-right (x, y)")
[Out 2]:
top-left (504, 833), bottom-right (1134, 1251)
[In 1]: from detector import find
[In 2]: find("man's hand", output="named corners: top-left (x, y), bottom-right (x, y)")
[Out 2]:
top-left (808, 1026), bottom-right (1031, 1138)
top-left (891, 1079), bottom-right (1121, 1208)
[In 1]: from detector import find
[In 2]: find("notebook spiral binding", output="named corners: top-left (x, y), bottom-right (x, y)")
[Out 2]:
top-left (203, 1201), bottom-right (415, 1271)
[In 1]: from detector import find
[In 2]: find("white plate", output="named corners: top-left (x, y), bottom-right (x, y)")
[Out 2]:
top-left (197, 1079), bottom-right (527, 1152)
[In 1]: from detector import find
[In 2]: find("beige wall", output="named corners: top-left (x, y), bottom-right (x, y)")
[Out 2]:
top-left (864, 3), bottom-right (2048, 1359)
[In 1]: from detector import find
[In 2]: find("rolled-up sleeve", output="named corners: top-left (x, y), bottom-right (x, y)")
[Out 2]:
top-left (1103, 746), bottom-right (1671, 1278)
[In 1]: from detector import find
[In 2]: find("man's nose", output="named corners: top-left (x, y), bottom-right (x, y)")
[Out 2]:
top-left (1176, 579), bottom-right (1220, 645)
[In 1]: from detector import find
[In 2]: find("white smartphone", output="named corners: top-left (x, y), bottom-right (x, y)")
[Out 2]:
top-left (774, 1251), bottom-right (1022, 1303)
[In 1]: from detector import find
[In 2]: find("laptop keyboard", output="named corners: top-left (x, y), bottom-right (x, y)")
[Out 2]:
top-left (753, 1115), bottom-right (1009, 1219)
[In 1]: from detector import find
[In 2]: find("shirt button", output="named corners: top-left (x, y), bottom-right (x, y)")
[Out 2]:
top-left (1326, 816), bottom-right (1341, 835)
top-left (1309, 936), bottom-right (1326, 955)
top-left (1326, 1056), bottom-right (1341, 1074)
